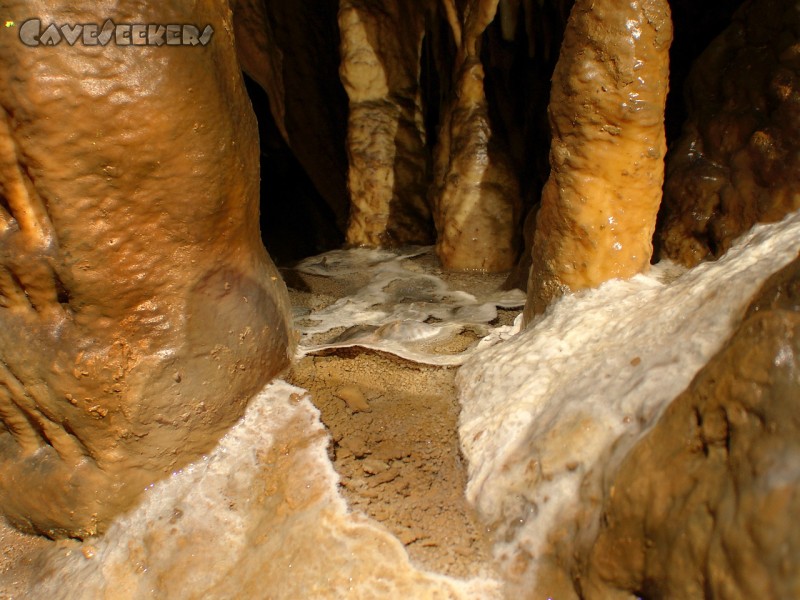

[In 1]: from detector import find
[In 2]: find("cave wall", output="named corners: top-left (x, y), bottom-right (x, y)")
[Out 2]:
top-left (657, 0), bottom-right (800, 267)
top-left (297, 1), bottom-right (799, 595)
top-left (3, 0), bottom-right (798, 566)
top-left (233, 0), bottom-right (352, 254)
top-left (581, 253), bottom-right (800, 599)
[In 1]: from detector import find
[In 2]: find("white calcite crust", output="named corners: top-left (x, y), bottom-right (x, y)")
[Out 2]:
top-left (31, 380), bottom-right (501, 599)
top-left (459, 210), bottom-right (800, 591)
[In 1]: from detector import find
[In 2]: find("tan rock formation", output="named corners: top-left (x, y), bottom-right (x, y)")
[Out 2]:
top-left (338, 0), bottom-right (435, 247)
top-left (524, 0), bottom-right (672, 321)
top-left (432, 0), bottom-right (522, 272)
top-left (0, 0), bottom-right (292, 537)
top-left (580, 254), bottom-right (800, 598)
top-left (658, 0), bottom-right (800, 268)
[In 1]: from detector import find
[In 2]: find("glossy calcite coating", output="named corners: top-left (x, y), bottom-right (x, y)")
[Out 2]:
top-left (524, 0), bottom-right (672, 321)
top-left (432, 0), bottom-right (522, 272)
top-left (0, 0), bottom-right (292, 537)
top-left (338, 0), bottom-right (434, 247)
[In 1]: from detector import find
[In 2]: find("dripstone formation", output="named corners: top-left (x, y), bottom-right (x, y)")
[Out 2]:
top-left (0, 0), bottom-right (292, 537)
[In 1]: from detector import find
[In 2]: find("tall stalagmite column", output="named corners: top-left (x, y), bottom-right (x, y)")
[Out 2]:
top-left (0, 0), bottom-right (292, 537)
top-left (524, 0), bottom-right (672, 321)
top-left (339, 0), bottom-right (434, 246)
top-left (432, 0), bottom-right (522, 272)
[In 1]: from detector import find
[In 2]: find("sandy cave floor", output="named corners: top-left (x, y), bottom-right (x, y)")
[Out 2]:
top-left (288, 348), bottom-right (492, 579)
top-left (0, 247), bottom-right (523, 596)
top-left (283, 249), bottom-right (520, 580)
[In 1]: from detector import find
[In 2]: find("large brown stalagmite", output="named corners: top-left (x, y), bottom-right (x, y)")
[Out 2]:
top-left (432, 0), bottom-right (522, 272)
top-left (0, 0), bottom-right (292, 537)
top-left (657, 0), bottom-right (800, 268)
top-left (338, 0), bottom-right (435, 247)
top-left (524, 0), bottom-right (672, 321)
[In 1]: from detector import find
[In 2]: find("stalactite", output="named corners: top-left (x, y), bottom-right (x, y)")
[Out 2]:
top-left (524, 0), bottom-right (672, 322)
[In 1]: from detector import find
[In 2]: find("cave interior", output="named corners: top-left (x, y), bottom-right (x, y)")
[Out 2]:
top-left (250, 0), bottom-right (745, 269)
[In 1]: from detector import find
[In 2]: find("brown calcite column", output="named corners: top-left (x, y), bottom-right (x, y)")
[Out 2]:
top-left (524, 0), bottom-right (672, 322)
top-left (0, 0), bottom-right (292, 537)
top-left (657, 0), bottom-right (800, 268)
top-left (338, 0), bottom-right (434, 247)
top-left (432, 0), bottom-right (522, 272)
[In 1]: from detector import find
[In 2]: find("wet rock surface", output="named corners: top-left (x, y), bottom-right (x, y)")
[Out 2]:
top-left (0, 1), bottom-right (291, 537)
top-left (581, 254), bottom-right (800, 598)
top-left (3, 0), bottom-right (800, 596)
top-left (2, 229), bottom-right (799, 598)
top-left (658, 0), bottom-right (800, 267)
top-left (525, 0), bottom-right (672, 320)
top-left (0, 250), bottom-right (516, 599)
top-left (459, 213), bottom-right (800, 599)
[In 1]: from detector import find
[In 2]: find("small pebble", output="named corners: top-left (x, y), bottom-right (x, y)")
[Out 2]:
top-left (361, 458), bottom-right (390, 475)
top-left (336, 385), bottom-right (371, 412)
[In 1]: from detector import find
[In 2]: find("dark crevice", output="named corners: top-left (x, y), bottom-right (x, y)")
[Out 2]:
top-left (665, 0), bottom-right (745, 148)
top-left (0, 191), bottom-right (11, 218)
top-left (425, 3), bottom-right (457, 155)
top-left (7, 270), bottom-right (29, 308)
top-left (420, 27), bottom-right (442, 156)
top-left (244, 74), bottom-right (344, 266)
top-left (707, 234), bottom-right (720, 258)
top-left (725, 416), bottom-right (733, 457)
top-left (61, 419), bottom-right (92, 460)
top-left (0, 378), bottom-right (45, 450)
top-left (53, 271), bottom-right (70, 306)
